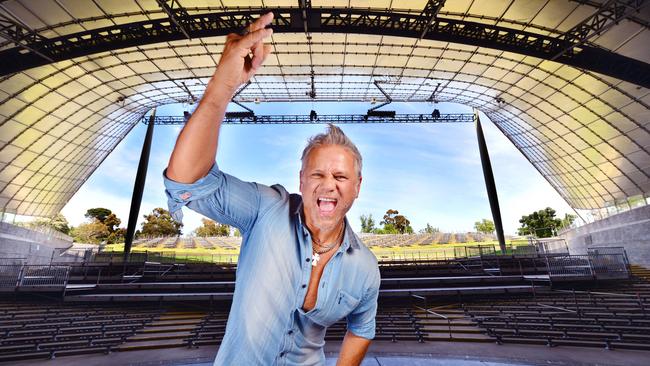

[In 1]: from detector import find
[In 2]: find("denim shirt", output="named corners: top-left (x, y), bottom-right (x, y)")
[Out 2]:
top-left (163, 164), bottom-right (380, 366)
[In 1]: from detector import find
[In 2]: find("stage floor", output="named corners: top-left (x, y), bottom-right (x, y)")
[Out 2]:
top-left (7, 340), bottom-right (650, 366)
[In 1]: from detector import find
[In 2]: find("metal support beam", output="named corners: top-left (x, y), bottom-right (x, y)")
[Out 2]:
top-left (474, 109), bottom-right (506, 253)
top-left (181, 81), bottom-right (196, 104)
top-left (368, 81), bottom-right (393, 112)
top-left (155, 0), bottom-right (192, 39)
top-left (0, 13), bottom-right (52, 62)
top-left (299, 0), bottom-right (312, 34)
top-left (427, 82), bottom-right (441, 103)
top-left (553, 0), bottom-right (649, 59)
top-left (1, 7), bottom-right (648, 87)
top-left (231, 81), bottom-right (254, 113)
top-left (418, 0), bottom-right (446, 39)
top-left (143, 112), bottom-right (475, 125)
top-left (124, 108), bottom-right (156, 261)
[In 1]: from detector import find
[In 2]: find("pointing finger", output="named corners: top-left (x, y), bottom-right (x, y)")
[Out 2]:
top-left (240, 27), bottom-right (273, 49)
top-left (249, 12), bottom-right (274, 33)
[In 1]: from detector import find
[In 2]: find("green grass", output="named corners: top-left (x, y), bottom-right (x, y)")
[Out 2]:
top-left (99, 239), bottom-right (532, 263)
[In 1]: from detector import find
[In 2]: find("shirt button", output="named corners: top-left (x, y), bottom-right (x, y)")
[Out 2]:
top-left (302, 284), bottom-right (306, 288)
top-left (306, 258), bottom-right (310, 262)
top-left (280, 352), bottom-right (286, 357)
top-left (288, 330), bottom-right (293, 335)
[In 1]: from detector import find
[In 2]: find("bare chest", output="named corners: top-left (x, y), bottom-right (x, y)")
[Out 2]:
top-left (301, 251), bottom-right (336, 312)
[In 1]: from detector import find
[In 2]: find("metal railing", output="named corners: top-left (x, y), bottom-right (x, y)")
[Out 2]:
top-left (532, 238), bottom-right (569, 255)
top-left (12, 265), bottom-right (69, 287)
top-left (546, 255), bottom-right (593, 278)
top-left (511, 245), bottom-right (538, 257)
top-left (0, 264), bottom-right (22, 288)
top-left (589, 253), bottom-right (629, 279)
top-left (588, 246), bottom-right (630, 266)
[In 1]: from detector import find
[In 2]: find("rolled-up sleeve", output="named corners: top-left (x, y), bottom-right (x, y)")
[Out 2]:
top-left (163, 163), bottom-right (265, 234)
top-left (346, 267), bottom-right (381, 339)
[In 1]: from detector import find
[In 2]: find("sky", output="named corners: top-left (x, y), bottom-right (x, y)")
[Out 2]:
top-left (61, 100), bottom-right (574, 236)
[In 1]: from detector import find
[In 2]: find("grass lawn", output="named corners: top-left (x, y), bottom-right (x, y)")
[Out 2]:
top-left (100, 239), bottom-right (532, 263)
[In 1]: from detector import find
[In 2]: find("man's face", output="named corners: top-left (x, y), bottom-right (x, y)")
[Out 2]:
top-left (300, 145), bottom-right (362, 234)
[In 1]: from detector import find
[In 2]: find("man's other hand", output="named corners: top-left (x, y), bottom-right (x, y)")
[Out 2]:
top-left (213, 12), bottom-right (274, 95)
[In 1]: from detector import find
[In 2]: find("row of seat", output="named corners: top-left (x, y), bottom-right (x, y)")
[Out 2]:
top-left (464, 280), bottom-right (650, 351)
top-left (0, 301), bottom-right (164, 362)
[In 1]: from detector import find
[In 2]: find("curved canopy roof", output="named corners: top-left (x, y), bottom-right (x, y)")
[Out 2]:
top-left (0, 0), bottom-right (649, 217)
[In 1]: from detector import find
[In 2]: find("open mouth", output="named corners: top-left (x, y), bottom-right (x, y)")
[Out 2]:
top-left (317, 197), bottom-right (338, 214)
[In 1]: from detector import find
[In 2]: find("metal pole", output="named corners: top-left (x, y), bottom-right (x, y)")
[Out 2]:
top-left (474, 109), bottom-right (506, 253)
top-left (124, 108), bottom-right (156, 261)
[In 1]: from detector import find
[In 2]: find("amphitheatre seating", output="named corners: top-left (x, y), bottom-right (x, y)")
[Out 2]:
top-left (464, 282), bottom-right (650, 351)
top-left (205, 237), bottom-right (231, 250)
top-left (162, 237), bottom-right (179, 249)
top-left (184, 310), bottom-right (230, 347)
top-left (133, 237), bottom-right (165, 249)
top-left (179, 237), bottom-right (194, 249)
top-left (193, 237), bottom-right (213, 249)
top-left (0, 302), bottom-right (163, 362)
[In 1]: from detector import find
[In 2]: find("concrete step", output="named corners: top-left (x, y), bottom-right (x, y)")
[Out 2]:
top-left (149, 319), bottom-right (204, 327)
top-left (115, 338), bottom-right (187, 351)
top-left (140, 325), bottom-right (196, 333)
top-left (127, 331), bottom-right (191, 342)
top-left (157, 314), bottom-right (205, 321)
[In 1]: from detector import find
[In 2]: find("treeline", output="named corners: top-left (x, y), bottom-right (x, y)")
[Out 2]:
top-left (361, 207), bottom-right (576, 239)
top-left (24, 205), bottom-right (577, 243)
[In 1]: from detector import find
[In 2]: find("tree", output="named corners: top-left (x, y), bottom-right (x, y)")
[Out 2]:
top-left (195, 218), bottom-right (230, 237)
top-left (71, 220), bottom-right (109, 243)
top-left (380, 209), bottom-right (413, 234)
top-left (517, 207), bottom-right (563, 238)
top-left (474, 219), bottom-right (495, 235)
top-left (561, 213), bottom-right (576, 229)
top-left (421, 223), bottom-right (439, 234)
top-left (372, 224), bottom-right (399, 235)
top-left (140, 207), bottom-right (182, 237)
top-left (104, 213), bottom-right (121, 233)
top-left (77, 208), bottom-right (125, 243)
top-left (359, 214), bottom-right (376, 233)
top-left (29, 213), bottom-right (70, 235)
top-left (85, 208), bottom-right (112, 223)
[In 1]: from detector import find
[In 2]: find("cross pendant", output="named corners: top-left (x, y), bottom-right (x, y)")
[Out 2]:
top-left (311, 252), bottom-right (320, 267)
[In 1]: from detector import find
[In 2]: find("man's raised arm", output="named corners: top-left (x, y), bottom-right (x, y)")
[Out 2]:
top-left (166, 13), bottom-right (274, 183)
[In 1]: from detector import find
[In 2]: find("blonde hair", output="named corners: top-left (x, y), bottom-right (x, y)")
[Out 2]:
top-left (301, 124), bottom-right (362, 177)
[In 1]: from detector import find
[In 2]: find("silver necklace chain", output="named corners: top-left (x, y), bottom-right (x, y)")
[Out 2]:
top-left (311, 225), bottom-right (345, 255)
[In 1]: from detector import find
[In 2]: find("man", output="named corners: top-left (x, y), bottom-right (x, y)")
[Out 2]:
top-left (164, 12), bottom-right (380, 366)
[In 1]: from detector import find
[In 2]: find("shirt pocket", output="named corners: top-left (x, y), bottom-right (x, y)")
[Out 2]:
top-left (319, 289), bottom-right (360, 327)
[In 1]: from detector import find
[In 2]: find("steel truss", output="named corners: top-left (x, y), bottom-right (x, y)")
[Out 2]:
top-left (143, 113), bottom-right (476, 125)
top-left (0, 7), bottom-right (648, 87)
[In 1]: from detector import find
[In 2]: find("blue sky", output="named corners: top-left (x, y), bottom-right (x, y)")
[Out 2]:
top-left (61, 100), bottom-right (573, 235)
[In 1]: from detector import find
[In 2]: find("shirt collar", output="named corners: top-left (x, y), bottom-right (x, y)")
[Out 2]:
top-left (291, 194), bottom-right (360, 251)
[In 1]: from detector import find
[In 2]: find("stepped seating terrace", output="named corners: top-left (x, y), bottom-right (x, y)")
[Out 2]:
top-left (0, 302), bottom-right (163, 362)
top-left (464, 279), bottom-right (650, 351)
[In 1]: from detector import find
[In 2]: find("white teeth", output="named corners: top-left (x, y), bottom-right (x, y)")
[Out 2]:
top-left (319, 197), bottom-right (337, 202)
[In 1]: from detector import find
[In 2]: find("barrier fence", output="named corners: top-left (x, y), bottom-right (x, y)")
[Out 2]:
top-left (546, 253), bottom-right (630, 280)
top-left (0, 264), bottom-right (22, 288)
top-left (589, 253), bottom-right (629, 279)
top-left (533, 238), bottom-right (569, 255)
top-left (546, 255), bottom-right (593, 278)
top-left (0, 265), bottom-right (70, 289)
top-left (588, 246), bottom-right (630, 266)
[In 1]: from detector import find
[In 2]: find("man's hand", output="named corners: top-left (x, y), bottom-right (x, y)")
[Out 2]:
top-left (336, 331), bottom-right (371, 366)
top-left (213, 12), bottom-right (274, 95)
top-left (167, 12), bottom-right (273, 183)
